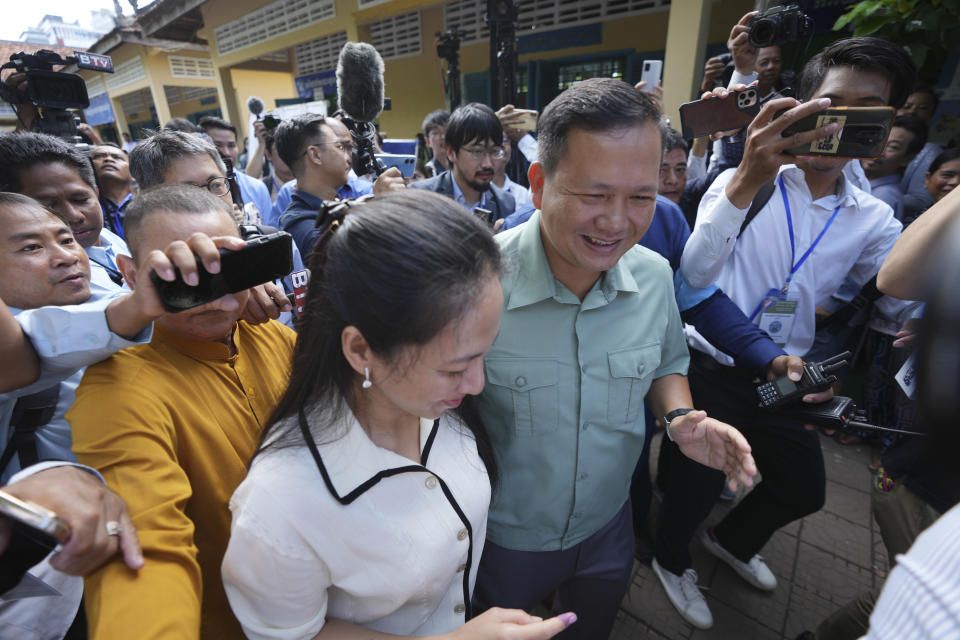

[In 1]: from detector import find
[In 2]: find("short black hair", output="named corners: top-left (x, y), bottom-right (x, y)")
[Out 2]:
top-left (123, 184), bottom-right (235, 260)
top-left (198, 116), bottom-right (238, 138)
top-left (537, 77), bottom-right (667, 177)
top-left (892, 115), bottom-right (928, 156)
top-left (0, 132), bottom-right (97, 193)
top-left (797, 37), bottom-right (916, 109)
top-left (910, 86), bottom-right (940, 113)
top-left (444, 103), bottom-right (503, 154)
top-left (928, 148), bottom-right (960, 177)
top-left (164, 117), bottom-right (202, 133)
top-left (664, 128), bottom-right (689, 154)
top-left (422, 109), bottom-right (450, 136)
top-left (274, 114), bottom-right (332, 177)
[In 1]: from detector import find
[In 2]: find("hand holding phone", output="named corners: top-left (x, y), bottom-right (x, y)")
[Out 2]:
top-left (780, 106), bottom-right (895, 158)
top-left (149, 232), bottom-right (293, 313)
top-left (679, 85), bottom-right (767, 139)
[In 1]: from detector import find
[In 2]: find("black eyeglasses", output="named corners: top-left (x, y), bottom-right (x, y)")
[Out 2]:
top-left (186, 176), bottom-right (231, 197)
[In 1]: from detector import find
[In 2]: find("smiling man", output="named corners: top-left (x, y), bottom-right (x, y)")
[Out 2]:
top-left (411, 103), bottom-right (516, 224)
top-left (472, 78), bottom-right (757, 640)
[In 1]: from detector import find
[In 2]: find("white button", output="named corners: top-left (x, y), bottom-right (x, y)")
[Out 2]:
top-left (425, 476), bottom-right (438, 489)
top-left (457, 528), bottom-right (468, 541)
top-left (454, 604), bottom-right (466, 615)
top-left (515, 376), bottom-right (527, 387)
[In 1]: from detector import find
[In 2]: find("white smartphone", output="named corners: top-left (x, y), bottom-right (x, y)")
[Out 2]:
top-left (641, 60), bottom-right (663, 88)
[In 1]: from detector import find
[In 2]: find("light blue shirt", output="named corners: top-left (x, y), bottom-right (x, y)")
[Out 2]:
top-left (450, 174), bottom-right (489, 214)
top-left (1, 289), bottom-right (152, 482)
top-left (85, 228), bottom-right (129, 294)
top-left (478, 211), bottom-right (689, 550)
top-left (237, 171), bottom-right (273, 226)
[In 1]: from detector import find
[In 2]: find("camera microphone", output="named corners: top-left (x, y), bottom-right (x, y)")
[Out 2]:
top-left (247, 96), bottom-right (264, 118)
top-left (336, 42), bottom-right (387, 177)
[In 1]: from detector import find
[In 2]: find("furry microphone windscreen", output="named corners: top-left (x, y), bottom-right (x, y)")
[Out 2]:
top-left (336, 42), bottom-right (385, 123)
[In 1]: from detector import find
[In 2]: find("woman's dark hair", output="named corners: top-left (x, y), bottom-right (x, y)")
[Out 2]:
top-left (796, 37), bottom-right (916, 109)
top-left (444, 103), bottom-right (503, 154)
top-left (928, 148), bottom-right (960, 177)
top-left (259, 189), bottom-right (503, 482)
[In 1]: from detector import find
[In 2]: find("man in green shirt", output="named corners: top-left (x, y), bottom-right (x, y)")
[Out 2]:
top-left (473, 77), bottom-right (757, 639)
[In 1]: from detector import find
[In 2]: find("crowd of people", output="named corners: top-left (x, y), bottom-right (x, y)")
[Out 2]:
top-left (1, 8), bottom-right (958, 640)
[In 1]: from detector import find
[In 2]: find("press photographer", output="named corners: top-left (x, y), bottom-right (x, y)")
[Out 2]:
top-left (0, 49), bottom-right (114, 151)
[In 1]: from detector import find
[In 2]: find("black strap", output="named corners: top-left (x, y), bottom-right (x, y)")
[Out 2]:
top-left (0, 384), bottom-right (61, 472)
top-left (818, 275), bottom-right (884, 333)
top-left (738, 181), bottom-right (777, 238)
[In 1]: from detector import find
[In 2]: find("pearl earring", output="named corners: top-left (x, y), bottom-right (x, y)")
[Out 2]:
top-left (362, 367), bottom-right (372, 389)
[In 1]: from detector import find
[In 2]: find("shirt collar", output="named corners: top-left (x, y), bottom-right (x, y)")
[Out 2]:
top-left (308, 409), bottom-right (440, 502)
top-left (780, 164), bottom-right (860, 209)
top-left (504, 210), bottom-right (640, 310)
top-left (450, 173), bottom-right (487, 212)
top-left (291, 188), bottom-right (327, 210)
top-left (153, 321), bottom-right (243, 362)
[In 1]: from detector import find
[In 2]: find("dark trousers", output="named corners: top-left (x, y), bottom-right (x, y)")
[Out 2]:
top-left (655, 352), bottom-right (826, 575)
top-left (473, 501), bottom-right (634, 640)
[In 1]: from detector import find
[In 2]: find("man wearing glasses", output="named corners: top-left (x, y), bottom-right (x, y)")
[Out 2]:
top-left (274, 115), bottom-right (405, 257)
top-left (411, 103), bottom-right (516, 225)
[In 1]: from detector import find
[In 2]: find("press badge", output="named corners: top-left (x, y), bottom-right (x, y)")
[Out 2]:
top-left (895, 352), bottom-right (917, 399)
top-left (758, 298), bottom-right (798, 347)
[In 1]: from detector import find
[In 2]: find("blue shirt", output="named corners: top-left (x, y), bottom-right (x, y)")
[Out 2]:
top-left (85, 228), bottom-right (129, 293)
top-left (99, 192), bottom-right (133, 239)
top-left (450, 174), bottom-right (489, 213)
top-left (501, 196), bottom-right (784, 374)
top-left (237, 171), bottom-right (273, 226)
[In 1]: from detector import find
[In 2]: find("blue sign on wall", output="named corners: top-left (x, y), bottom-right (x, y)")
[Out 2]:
top-left (84, 92), bottom-right (115, 126)
top-left (295, 69), bottom-right (337, 100)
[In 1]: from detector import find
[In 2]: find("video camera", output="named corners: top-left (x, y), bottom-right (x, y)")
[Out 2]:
top-left (0, 49), bottom-right (114, 151)
top-left (748, 4), bottom-right (813, 48)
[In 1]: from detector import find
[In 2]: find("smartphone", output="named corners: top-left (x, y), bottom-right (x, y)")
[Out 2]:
top-left (679, 86), bottom-right (766, 139)
top-left (510, 109), bottom-right (538, 133)
top-left (641, 60), bottom-right (663, 88)
top-left (0, 490), bottom-right (71, 549)
top-left (781, 106), bottom-right (896, 158)
top-left (150, 231), bottom-right (294, 313)
top-left (375, 153), bottom-right (417, 178)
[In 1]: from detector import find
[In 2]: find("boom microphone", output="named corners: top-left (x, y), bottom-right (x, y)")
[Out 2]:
top-left (336, 42), bottom-right (384, 123)
top-left (335, 42), bottom-right (386, 177)
top-left (247, 96), bottom-right (264, 117)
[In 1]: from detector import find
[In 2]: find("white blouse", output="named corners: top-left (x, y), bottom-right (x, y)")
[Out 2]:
top-left (222, 410), bottom-right (491, 639)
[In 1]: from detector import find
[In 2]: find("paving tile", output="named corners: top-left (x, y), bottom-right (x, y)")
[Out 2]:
top-left (691, 598), bottom-right (781, 640)
top-left (822, 480), bottom-right (873, 528)
top-left (704, 530), bottom-right (797, 630)
top-left (819, 436), bottom-right (876, 492)
top-left (609, 609), bottom-right (672, 640)
top-left (623, 561), bottom-right (696, 640)
top-left (784, 582), bottom-right (845, 639)
top-left (800, 510), bottom-right (873, 570)
top-left (792, 541), bottom-right (875, 605)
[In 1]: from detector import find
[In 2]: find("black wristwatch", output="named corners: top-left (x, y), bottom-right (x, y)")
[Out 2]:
top-left (663, 408), bottom-right (695, 442)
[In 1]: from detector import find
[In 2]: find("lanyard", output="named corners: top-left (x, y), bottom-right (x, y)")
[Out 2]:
top-left (749, 174), bottom-right (842, 321)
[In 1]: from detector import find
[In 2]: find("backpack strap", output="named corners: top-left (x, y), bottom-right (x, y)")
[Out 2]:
top-left (738, 180), bottom-right (777, 238)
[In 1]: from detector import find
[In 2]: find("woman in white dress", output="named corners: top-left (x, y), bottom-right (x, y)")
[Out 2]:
top-left (222, 190), bottom-right (574, 639)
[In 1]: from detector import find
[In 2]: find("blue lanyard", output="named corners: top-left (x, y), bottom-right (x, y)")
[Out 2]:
top-left (749, 174), bottom-right (842, 321)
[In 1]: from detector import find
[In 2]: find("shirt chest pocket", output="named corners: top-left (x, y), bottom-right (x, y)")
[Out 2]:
top-left (607, 343), bottom-right (661, 425)
top-left (485, 359), bottom-right (559, 438)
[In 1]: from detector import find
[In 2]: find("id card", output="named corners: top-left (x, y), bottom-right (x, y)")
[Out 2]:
top-left (895, 352), bottom-right (917, 399)
top-left (758, 299), bottom-right (798, 347)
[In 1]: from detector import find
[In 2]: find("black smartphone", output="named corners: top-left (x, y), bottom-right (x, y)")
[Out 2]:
top-left (150, 231), bottom-right (294, 313)
top-left (679, 86), bottom-right (766, 139)
top-left (781, 106), bottom-right (896, 158)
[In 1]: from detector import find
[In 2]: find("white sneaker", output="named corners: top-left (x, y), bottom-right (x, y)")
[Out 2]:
top-left (651, 558), bottom-right (713, 629)
top-left (700, 529), bottom-right (777, 591)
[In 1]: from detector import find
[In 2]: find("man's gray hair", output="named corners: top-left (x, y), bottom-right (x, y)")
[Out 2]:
top-left (129, 130), bottom-right (227, 190)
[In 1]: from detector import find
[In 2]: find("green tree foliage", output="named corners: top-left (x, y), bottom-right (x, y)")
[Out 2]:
top-left (834, 0), bottom-right (959, 80)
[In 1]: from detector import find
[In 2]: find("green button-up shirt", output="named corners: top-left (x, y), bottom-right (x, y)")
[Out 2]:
top-left (479, 211), bottom-right (689, 551)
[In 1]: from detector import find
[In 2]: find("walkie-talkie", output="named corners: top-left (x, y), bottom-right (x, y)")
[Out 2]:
top-left (756, 351), bottom-right (850, 410)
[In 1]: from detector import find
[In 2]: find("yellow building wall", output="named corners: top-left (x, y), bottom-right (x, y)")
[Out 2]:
top-left (229, 68), bottom-right (298, 135)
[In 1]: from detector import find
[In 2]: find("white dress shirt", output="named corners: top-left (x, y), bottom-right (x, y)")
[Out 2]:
top-left (681, 165), bottom-right (901, 361)
top-left (223, 410), bottom-right (490, 640)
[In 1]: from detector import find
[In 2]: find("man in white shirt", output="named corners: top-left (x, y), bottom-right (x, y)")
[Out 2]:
top-left (652, 37), bottom-right (916, 629)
